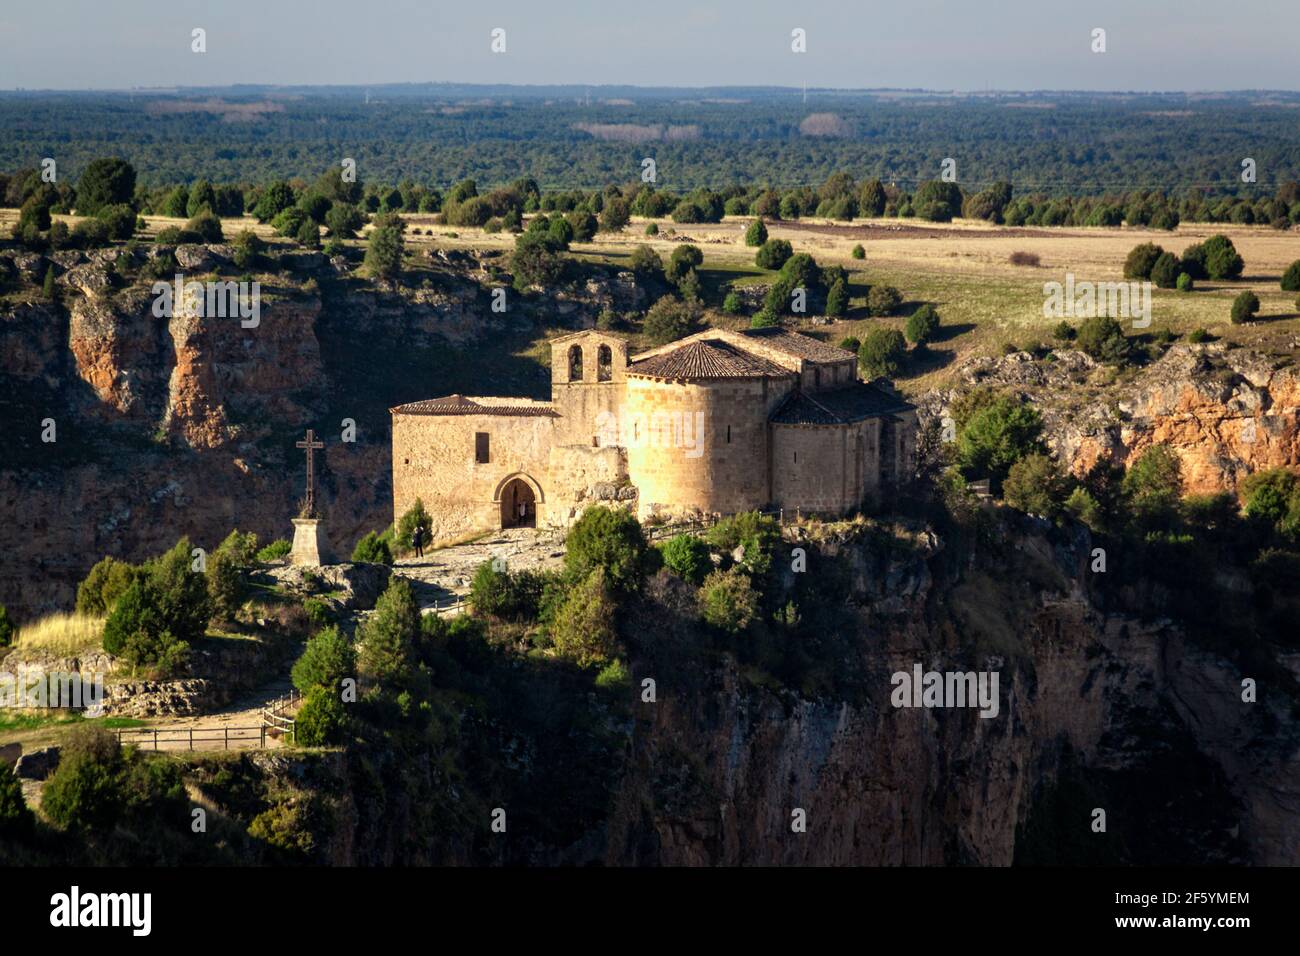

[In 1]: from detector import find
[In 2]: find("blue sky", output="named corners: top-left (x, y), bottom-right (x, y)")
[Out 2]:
top-left (1, 0), bottom-right (1295, 91)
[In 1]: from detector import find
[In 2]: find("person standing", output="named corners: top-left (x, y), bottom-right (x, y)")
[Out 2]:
top-left (412, 524), bottom-right (425, 558)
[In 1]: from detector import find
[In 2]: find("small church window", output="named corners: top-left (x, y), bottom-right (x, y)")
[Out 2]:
top-left (568, 345), bottom-right (583, 382)
top-left (597, 344), bottom-right (612, 382)
top-left (726, 425), bottom-right (731, 443)
top-left (475, 432), bottom-right (490, 463)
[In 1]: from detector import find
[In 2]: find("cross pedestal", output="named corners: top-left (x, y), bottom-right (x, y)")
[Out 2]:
top-left (290, 428), bottom-right (330, 566)
top-left (290, 517), bottom-right (332, 567)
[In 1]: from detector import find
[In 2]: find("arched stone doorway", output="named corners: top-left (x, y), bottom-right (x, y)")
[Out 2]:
top-left (500, 477), bottom-right (537, 528)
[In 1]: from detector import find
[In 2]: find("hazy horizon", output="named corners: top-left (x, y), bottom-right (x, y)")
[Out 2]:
top-left (5, 83), bottom-right (1300, 96)
top-left (2, 0), bottom-right (1297, 92)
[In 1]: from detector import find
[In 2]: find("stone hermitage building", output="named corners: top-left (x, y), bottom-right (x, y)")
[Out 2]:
top-left (391, 328), bottom-right (917, 541)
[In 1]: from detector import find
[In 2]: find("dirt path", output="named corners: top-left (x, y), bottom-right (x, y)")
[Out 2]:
top-left (123, 678), bottom-right (298, 752)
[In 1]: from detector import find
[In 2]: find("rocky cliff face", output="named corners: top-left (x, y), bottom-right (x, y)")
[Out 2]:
top-left (598, 527), bottom-right (1296, 866)
top-left (925, 344), bottom-right (1300, 494)
top-left (208, 522), bottom-right (1294, 867)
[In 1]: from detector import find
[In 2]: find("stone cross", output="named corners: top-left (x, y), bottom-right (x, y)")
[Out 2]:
top-left (296, 428), bottom-right (325, 515)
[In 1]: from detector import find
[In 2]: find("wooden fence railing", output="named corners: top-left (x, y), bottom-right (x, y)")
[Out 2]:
top-left (428, 596), bottom-right (467, 615)
top-left (116, 689), bottom-right (301, 752)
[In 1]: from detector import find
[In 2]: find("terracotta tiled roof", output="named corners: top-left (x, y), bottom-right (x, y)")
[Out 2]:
top-left (770, 383), bottom-right (914, 425)
top-left (739, 327), bottom-right (857, 362)
top-left (391, 394), bottom-right (557, 417)
top-left (628, 339), bottom-right (791, 381)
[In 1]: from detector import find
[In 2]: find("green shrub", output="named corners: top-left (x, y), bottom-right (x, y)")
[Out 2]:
top-left (564, 506), bottom-right (648, 593)
top-left (72, 217), bottom-right (111, 248)
top-left (665, 244), bottom-right (703, 282)
top-left (303, 598), bottom-right (332, 627)
top-left (215, 529), bottom-right (259, 567)
top-left (102, 538), bottom-right (208, 669)
top-left (469, 559), bottom-right (514, 617)
top-left (698, 567), bottom-right (760, 634)
top-left (1002, 453), bottom-right (1067, 518)
top-left (206, 551), bottom-right (243, 623)
top-left (1230, 290), bottom-right (1260, 324)
top-left (1240, 468), bottom-right (1300, 537)
top-left (40, 726), bottom-right (126, 832)
top-left (644, 222), bottom-right (659, 236)
top-left (754, 238), bottom-right (793, 270)
top-left (643, 296), bottom-right (700, 346)
top-left (865, 284), bottom-right (902, 316)
top-left (551, 567), bottom-right (618, 666)
top-left (0, 604), bottom-right (12, 648)
top-left (904, 303), bottom-right (941, 345)
top-left (292, 625), bottom-right (356, 694)
top-left (1122, 445), bottom-right (1184, 525)
top-left (257, 539), bottom-right (292, 562)
top-left (825, 278), bottom-right (849, 317)
top-left (96, 203), bottom-right (138, 240)
top-left (838, 336), bottom-right (860, 354)
top-left (858, 328), bottom-right (907, 378)
top-left (1150, 252), bottom-right (1181, 289)
top-left (294, 686), bottom-right (349, 746)
top-left (722, 291), bottom-right (743, 315)
top-left (0, 763), bottom-right (34, 837)
top-left (594, 658), bottom-right (632, 690)
top-left (628, 244), bottom-right (663, 279)
top-left (75, 556), bottom-right (138, 616)
top-left (676, 267), bottom-right (702, 302)
top-left (351, 530), bottom-right (393, 565)
top-left (1200, 235), bottom-right (1244, 280)
top-left (1075, 315), bottom-right (1131, 363)
top-left (956, 395), bottom-right (1044, 490)
top-left (703, 511), bottom-right (780, 577)
top-left (1123, 242), bottom-right (1164, 280)
top-left (1176, 272), bottom-right (1194, 292)
top-left (357, 578), bottom-right (419, 684)
top-left (1064, 486), bottom-right (1104, 531)
top-left (1187, 327), bottom-right (1209, 343)
top-left (744, 219), bottom-right (768, 247)
top-left (851, 243), bottom-right (866, 259)
top-left (184, 209), bottom-right (223, 243)
top-left (1281, 260), bottom-right (1300, 292)
top-left (364, 213), bottom-right (405, 280)
top-left (247, 799), bottom-right (322, 857)
top-left (660, 534), bottom-right (712, 585)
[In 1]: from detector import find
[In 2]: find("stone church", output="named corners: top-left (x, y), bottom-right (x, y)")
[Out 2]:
top-left (391, 327), bottom-right (917, 542)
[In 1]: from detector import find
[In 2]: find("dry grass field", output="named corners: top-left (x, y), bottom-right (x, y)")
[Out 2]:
top-left (8, 612), bottom-right (105, 656)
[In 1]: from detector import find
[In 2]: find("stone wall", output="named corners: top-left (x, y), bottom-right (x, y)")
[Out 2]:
top-left (392, 411), bottom-right (555, 542)
top-left (771, 418), bottom-right (882, 515)
top-left (627, 375), bottom-right (794, 518)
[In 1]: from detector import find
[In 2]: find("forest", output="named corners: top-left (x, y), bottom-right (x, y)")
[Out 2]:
top-left (2, 86), bottom-right (1299, 194)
